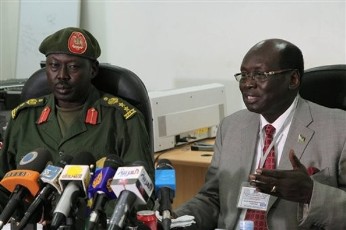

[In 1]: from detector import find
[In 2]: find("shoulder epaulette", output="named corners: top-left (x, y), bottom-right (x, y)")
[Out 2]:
top-left (11, 98), bottom-right (46, 119)
top-left (101, 96), bottom-right (137, 120)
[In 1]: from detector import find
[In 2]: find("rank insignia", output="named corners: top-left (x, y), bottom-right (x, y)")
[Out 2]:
top-left (11, 98), bottom-right (46, 119)
top-left (27, 99), bottom-right (38, 105)
top-left (37, 106), bottom-right (51, 124)
top-left (102, 96), bottom-right (137, 120)
top-left (85, 107), bottom-right (98, 125)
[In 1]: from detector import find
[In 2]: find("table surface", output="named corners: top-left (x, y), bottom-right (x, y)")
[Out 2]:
top-left (154, 138), bottom-right (214, 167)
top-left (154, 139), bottom-right (215, 208)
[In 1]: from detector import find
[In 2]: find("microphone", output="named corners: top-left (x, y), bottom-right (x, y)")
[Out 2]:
top-left (0, 184), bottom-right (10, 213)
top-left (0, 148), bottom-right (52, 229)
top-left (50, 152), bottom-right (96, 230)
top-left (87, 154), bottom-right (124, 230)
top-left (155, 159), bottom-right (176, 230)
top-left (108, 161), bottom-right (154, 230)
top-left (16, 154), bottom-right (74, 230)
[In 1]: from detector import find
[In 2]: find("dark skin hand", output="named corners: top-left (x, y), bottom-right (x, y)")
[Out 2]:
top-left (249, 149), bottom-right (313, 204)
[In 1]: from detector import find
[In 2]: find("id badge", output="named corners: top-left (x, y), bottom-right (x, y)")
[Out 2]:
top-left (237, 182), bottom-right (270, 211)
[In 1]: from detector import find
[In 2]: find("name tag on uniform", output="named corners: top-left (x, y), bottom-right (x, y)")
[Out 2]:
top-left (237, 183), bottom-right (270, 211)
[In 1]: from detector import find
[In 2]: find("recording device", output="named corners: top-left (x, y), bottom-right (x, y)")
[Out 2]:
top-left (16, 154), bottom-right (73, 230)
top-left (108, 161), bottom-right (154, 230)
top-left (0, 148), bottom-right (52, 229)
top-left (155, 159), bottom-right (176, 230)
top-left (50, 152), bottom-right (96, 230)
top-left (87, 154), bottom-right (124, 230)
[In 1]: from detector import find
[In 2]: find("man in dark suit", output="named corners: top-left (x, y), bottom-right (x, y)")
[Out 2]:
top-left (175, 38), bottom-right (346, 229)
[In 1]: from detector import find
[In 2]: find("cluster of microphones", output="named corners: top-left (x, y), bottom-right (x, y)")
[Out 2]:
top-left (0, 148), bottom-right (176, 230)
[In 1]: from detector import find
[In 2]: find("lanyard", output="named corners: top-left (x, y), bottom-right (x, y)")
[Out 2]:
top-left (258, 101), bottom-right (297, 168)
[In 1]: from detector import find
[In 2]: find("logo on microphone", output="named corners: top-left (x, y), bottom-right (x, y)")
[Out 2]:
top-left (4, 170), bottom-right (29, 178)
top-left (19, 151), bottom-right (38, 166)
top-left (106, 178), bottom-right (113, 192)
top-left (116, 167), bottom-right (140, 178)
top-left (41, 165), bottom-right (62, 181)
top-left (92, 171), bottom-right (103, 188)
top-left (61, 166), bottom-right (83, 179)
top-left (140, 171), bottom-right (153, 191)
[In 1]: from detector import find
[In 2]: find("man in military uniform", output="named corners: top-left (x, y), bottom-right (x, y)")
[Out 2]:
top-left (0, 27), bottom-right (154, 227)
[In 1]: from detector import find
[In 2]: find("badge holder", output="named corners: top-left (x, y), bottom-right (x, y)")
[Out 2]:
top-left (237, 182), bottom-right (270, 211)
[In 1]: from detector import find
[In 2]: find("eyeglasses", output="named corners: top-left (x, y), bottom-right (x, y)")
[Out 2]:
top-left (234, 69), bottom-right (297, 82)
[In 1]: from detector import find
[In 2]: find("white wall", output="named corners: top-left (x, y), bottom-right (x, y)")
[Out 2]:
top-left (2, 0), bottom-right (345, 114)
top-left (15, 0), bottom-right (80, 80)
top-left (0, 0), bottom-right (20, 81)
top-left (81, 0), bottom-right (346, 114)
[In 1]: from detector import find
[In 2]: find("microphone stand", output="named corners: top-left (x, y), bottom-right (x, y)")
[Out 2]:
top-left (56, 198), bottom-right (88, 230)
top-left (9, 195), bottom-right (37, 230)
top-left (10, 221), bottom-right (37, 230)
top-left (87, 192), bottom-right (108, 230)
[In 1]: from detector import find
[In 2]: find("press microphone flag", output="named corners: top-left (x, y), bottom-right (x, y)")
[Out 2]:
top-left (155, 159), bottom-right (176, 196)
top-left (87, 154), bottom-right (124, 230)
top-left (155, 159), bottom-right (176, 230)
top-left (41, 155), bottom-right (74, 194)
top-left (0, 148), bottom-right (52, 229)
top-left (16, 155), bottom-right (73, 230)
top-left (88, 154), bottom-right (124, 200)
top-left (108, 161), bottom-right (154, 230)
top-left (50, 151), bottom-right (96, 230)
top-left (58, 164), bottom-right (91, 196)
top-left (110, 163), bottom-right (154, 205)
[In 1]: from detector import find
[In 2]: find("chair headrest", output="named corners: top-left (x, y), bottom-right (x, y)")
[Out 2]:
top-left (300, 64), bottom-right (346, 110)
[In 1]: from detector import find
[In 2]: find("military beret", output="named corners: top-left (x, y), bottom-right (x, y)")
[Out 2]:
top-left (39, 27), bottom-right (101, 60)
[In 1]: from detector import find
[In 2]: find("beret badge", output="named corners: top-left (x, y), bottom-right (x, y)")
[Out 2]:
top-left (39, 27), bottom-right (101, 60)
top-left (68, 31), bottom-right (88, 55)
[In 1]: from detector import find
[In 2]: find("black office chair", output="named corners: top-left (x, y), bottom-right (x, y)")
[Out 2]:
top-left (20, 63), bottom-right (154, 155)
top-left (299, 64), bottom-right (346, 111)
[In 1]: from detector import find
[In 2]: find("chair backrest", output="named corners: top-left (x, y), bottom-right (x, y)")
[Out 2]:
top-left (299, 64), bottom-right (346, 111)
top-left (20, 63), bottom-right (154, 155)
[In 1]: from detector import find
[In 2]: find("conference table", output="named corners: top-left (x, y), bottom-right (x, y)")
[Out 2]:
top-left (154, 138), bottom-right (214, 209)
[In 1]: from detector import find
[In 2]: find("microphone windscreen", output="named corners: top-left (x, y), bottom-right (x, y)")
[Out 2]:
top-left (71, 151), bottom-right (96, 166)
top-left (130, 160), bottom-right (149, 169)
top-left (56, 155), bottom-right (74, 168)
top-left (156, 159), bottom-right (174, 170)
top-left (17, 148), bottom-right (52, 172)
top-left (103, 154), bottom-right (124, 169)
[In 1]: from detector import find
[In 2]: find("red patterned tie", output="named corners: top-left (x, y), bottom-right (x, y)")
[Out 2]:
top-left (245, 124), bottom-right (276, 230)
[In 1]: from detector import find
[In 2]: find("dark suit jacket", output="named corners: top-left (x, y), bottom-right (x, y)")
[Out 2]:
top-left (175, 97), bottom-right (346, 230)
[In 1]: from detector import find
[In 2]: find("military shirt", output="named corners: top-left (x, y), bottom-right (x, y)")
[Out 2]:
top-left (0, 86), bottom-right (154, 179)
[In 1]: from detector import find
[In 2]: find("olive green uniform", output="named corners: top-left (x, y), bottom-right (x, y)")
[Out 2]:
top-left (0, 86), bottom-right (154, 179)
top-left (0, 27), bottom-right (155, 226)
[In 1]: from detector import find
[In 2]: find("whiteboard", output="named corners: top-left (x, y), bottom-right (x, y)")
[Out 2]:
top-left (15, 0), bottom-right (80, 79)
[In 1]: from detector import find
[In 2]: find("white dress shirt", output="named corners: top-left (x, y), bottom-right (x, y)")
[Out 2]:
top-left (236, 96), bottom-right (298, 229)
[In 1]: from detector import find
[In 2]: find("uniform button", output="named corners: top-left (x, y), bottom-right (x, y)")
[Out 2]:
top-left (59, 151), bottom-right (64, 156)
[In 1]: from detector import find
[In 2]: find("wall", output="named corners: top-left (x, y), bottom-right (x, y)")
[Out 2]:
top-left (82, 0), bottom-right (346, 114)
top-left (1, 0), bottom-right (346, 114)
top-left (0, 0), bottom-right (20, 81)
top-left (15, 0), bottom-right (80, 80)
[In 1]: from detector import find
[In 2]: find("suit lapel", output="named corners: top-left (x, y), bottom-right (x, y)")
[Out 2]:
top-left (268, 97), bottom-right (315, 210)
top-left (241, 115), bottom-right (260, 175)
top-left (278, 97), bottom-right (314, 170)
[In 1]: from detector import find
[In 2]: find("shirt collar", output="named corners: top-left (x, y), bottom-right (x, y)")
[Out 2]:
top-left (260, 96), bottom-right (298, 131)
